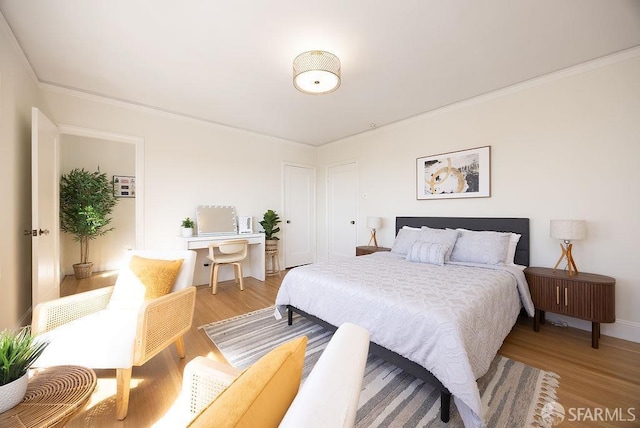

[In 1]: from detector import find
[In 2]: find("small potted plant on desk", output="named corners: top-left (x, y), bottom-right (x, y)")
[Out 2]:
top-left (259, 209), bottom-right (281, 253)
top-left (0, 328), bottom-right (48, 413)
top-left (59, 168), bottom-right (118, 280)
top-left (181, 217), bottom-right (195, 237)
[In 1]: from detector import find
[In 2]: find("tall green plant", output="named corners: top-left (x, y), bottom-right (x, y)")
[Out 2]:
top-left (259, 209), bottom-right (281, 240)
top-left (0, 327), bottom-right (48, 385)
top-left (59, 168), bottom-right (118, 264)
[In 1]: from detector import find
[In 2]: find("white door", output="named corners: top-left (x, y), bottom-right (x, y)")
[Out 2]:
top-left (31, 107), bottom-right (60, 308)
top-left (327, 162), bottom-right (358, 260)
top-left (283, 164), bottom-right (316, 268)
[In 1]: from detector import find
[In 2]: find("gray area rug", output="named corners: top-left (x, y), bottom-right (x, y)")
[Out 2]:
top-left (201, 307), bottom-right (559, 427)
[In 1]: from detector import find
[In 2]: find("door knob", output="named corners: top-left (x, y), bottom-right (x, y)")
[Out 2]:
top-left (350, 221), bottom-right (355, 224)
top-left (24, 229), bottom-right (35, 236)
top-left (39, 229), bottom-right (50, 236)
top-left (286, 220), bottom-right (291, 224)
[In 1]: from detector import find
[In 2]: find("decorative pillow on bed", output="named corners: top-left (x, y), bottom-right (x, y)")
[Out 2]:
top-left (505, 232), bottom-right (521, 265)
top-left (449, 229), bottom-right (510, 265)
top-left (391, 228), bottom-right (423, 255)
top-left (420, 226), bottom-right (459, 262)
top-left (405, 241), bottom-right (450, 266)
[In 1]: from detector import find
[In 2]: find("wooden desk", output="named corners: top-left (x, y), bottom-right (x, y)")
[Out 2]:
top-left (0, 366), bottom-right (96, 427)
top-left (524, 267), bottom-right (615, 349)
top-left (178, 233), bottom-right (266, 281)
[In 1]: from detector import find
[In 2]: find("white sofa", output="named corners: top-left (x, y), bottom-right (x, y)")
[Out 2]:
top-left (179, 322), bottom-right (370, 428)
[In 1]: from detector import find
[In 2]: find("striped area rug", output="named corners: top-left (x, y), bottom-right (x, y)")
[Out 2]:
top-left (201, 307), bottom-right (559, 427)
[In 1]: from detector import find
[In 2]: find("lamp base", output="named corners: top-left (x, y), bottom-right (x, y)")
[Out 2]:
top-left (367, 230), bottom-right (378, 249)
top-left (552, 242), bottom-right (579, 276)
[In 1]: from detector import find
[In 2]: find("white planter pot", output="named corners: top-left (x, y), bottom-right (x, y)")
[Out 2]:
top-left (180, 227), bottom-right (194, 237)
top-left (0, 372), bottom-right (28, 413)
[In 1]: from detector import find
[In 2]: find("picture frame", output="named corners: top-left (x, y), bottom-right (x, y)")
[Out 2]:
top-left (113, 175), bottom-right (136, 198)
top-left (416, 146), bottom-right (490, 200)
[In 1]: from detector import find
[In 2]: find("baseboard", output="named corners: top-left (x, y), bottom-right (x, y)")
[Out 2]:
top-left (545, 315), bottom-right (640, 344)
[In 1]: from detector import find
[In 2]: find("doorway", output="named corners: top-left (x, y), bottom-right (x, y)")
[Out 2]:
top-left (58, 125), bottom-right (144, 277)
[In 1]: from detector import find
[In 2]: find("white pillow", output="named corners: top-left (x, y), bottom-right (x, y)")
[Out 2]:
top-left (450, 229), bottom-right (510, 265)
top-left (420, 226), bottom-right (459, 262)
top-left (406, 241), bottom-right (450, 266)
top-left (391, 228), bottom-right (423, 255)
top-left (505, 233), bottom-right (521, 265)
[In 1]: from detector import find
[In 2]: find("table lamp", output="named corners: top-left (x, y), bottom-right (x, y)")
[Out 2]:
top-left (550, 219), bottom-right (586, 276)
top-left (367, 217), bottom-right (382, 248)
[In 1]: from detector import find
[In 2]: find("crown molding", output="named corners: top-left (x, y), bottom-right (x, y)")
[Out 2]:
top-left (38, 82), bottom-right (311, 147)
top-left (0, 10), bottom-right (38, 84)
top-left (329, 45), bottom-right (640, 145)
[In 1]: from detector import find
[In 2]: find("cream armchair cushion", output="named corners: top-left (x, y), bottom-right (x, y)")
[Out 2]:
top-left (32, 249), bottom-right (197, 420)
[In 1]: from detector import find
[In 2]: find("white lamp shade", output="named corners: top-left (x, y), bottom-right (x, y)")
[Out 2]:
top-left (293, 51), bottom-right (341, 95)
top-left (550, 219), bottom-right (586, 241)
top-left (367, 217), bottom-right (382, 230)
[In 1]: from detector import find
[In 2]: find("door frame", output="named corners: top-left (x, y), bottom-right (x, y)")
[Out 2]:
top-left (57, 124), bottom-right (145, 254)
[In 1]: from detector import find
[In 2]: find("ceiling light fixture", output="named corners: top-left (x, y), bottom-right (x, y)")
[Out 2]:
top-left (293, 50), bottom-right (341, 95)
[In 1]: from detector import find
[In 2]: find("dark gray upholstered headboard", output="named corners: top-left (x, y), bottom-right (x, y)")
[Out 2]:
top-left (395, 217), bottom-right (530, 266)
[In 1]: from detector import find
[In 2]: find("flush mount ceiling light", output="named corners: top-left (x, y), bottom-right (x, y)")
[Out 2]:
top-left (293, 50), bottom-right (341, 95)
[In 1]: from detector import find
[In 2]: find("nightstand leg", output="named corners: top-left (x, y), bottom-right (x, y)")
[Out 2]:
top-left (592, 322), bottom-right (600, 349)
top-left (534, 309), bottom-right (540, 332)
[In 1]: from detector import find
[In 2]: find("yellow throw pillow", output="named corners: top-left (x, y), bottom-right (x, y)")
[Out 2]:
top-left (189, 336), bottom-right (308, 428)
top-left (128, 255), bottom-right (184, 299)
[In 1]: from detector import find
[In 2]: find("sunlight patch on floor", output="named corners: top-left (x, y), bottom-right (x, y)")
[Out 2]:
top-left (83, 376), bottom-right (143, 411)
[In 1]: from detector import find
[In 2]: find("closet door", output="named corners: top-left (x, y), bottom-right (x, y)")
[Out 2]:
top-left (283, 164), bottom-right (316, 268)
top-left (327, 162), bottom-right (358, 260)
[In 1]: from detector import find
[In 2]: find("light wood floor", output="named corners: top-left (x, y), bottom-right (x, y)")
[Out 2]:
top-left (60, 271), bottom-right (640, 427)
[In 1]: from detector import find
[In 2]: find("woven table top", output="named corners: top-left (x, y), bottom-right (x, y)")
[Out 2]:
top-left (0, 365), bottom-right (96, 428)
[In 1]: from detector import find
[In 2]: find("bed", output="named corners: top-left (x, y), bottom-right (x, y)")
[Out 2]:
top-left (275, 217), bottom-right (534, 428)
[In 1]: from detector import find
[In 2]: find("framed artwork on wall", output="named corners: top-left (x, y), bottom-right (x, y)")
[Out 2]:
top-left (113, 175), bottom-right (136, 198)
top-left (416, 146), bottom-right (490, 200)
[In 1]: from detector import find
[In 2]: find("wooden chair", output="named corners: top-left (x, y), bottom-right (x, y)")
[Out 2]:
top-left (207, 239), bottom-right (249, 294)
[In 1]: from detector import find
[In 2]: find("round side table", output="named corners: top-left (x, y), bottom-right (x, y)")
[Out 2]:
top-left (0, 365), bottom-right (96, 428)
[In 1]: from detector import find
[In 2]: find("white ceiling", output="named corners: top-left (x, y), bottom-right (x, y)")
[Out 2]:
top-left (1, 1), bottom-right (639, 146)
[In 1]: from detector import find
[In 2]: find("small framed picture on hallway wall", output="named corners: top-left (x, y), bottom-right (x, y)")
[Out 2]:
top-left (113, 175), bottom-right (136, 198)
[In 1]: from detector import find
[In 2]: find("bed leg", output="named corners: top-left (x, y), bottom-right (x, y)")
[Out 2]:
top-left (440, 391), bottom-right (451, 423)
top-left (287, 307), bottom-right (293, 326)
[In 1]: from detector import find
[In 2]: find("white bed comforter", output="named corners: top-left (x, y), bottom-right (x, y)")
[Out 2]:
top-left (275, 252), bottom-right (535, 428)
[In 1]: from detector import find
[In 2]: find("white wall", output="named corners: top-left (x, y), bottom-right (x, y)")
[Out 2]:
top-left (39, 87), bottom-right (317, 285)
top-left (59, 135), bottom-right (136, 274)
top-left (317, 52), bottom-right (640, 342)
top-left (0, 19), bottom-right (39, 329)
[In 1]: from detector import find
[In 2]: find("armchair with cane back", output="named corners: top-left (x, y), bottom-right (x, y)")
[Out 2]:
top-left (31, 249), bottom-right (197, 420)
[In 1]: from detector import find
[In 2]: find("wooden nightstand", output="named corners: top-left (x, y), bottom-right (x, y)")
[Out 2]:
top-left (524, 267), bottom-right (615, 349)
top-left (355, 246), bottom-right (391, 256)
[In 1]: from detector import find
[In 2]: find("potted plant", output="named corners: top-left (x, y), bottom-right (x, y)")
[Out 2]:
top-left (60, 167), bottom-right (118, 279)
top-left (259, 209), bottom-right (281, 253)
top-left (181, 217), bottom-right (195, 237)
top-left (0, 327), bottom-right (48, 413)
